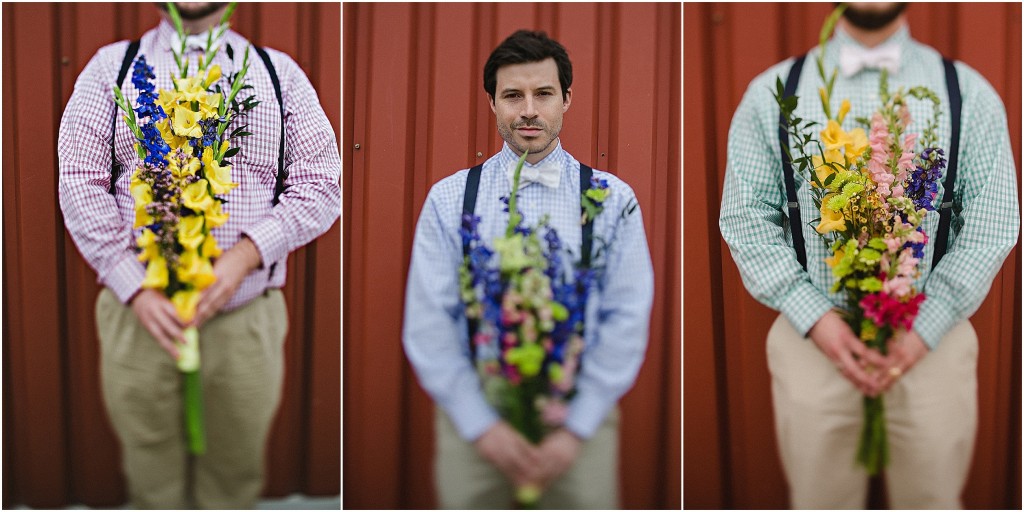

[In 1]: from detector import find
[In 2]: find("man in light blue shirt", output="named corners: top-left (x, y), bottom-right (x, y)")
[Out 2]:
top-left (720, 3), bottom-right (1017, 508)
top-left (403, 30), bottom-right (654, 509)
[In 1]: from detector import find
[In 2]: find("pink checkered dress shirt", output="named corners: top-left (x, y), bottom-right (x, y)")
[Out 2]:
top-left (58, 20), bottom-right (341, 311)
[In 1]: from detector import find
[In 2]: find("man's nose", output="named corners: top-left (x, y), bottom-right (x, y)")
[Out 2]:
top-left (521, 96), bottom-right (538, 119)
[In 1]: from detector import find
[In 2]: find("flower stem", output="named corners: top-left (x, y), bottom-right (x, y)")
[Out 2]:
top-left (183, 369), bottom-right (206, 455)
top-left (506, 150), bottom-right (529, 237)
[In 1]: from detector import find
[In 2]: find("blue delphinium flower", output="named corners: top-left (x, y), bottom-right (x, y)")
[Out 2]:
top-left (132, 56), bottom-right (166, 122)
top-left (906, 147), bottom-right (945, 211)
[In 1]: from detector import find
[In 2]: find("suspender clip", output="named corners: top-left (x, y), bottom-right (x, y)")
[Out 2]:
top-left (787, 201), bottom-right (799, 209)
top-left (940, 201), bottom-right (953, 210)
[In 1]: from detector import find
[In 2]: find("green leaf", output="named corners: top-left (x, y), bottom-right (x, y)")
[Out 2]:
top-left (223, 146), bottom-right (241, 159)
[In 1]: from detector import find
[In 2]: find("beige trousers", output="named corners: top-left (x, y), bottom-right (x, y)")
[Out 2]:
top-left (435, 407), bottom-right (619, 509)
top-left (767, 315), bottom-right (978, 509)
top-left (96, 288), bottom-right (288, 509)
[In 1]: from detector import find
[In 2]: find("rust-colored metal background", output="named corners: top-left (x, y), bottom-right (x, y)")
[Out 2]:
top-left (343, 3), bottom-right (680, 509)
top-left (683, 3), bottom-right (1021, 509)
top-left (2, 3), bottom-right (340, 508)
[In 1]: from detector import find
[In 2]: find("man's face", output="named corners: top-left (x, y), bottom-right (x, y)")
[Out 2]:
top-left (842, 3), bottom-right (908, 30)
top-left (489, 58), bottom-right (571, 162)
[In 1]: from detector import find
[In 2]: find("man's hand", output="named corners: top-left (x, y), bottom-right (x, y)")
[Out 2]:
top-left (808, 310), bottom-right (888, 396)
top-left (534, 428), bottom-right (582, 489)
top-left (876, 329), bottom-right (929, 392)
top-left (192, 237), bottom-right (263, 328)
top-left (473, 421), bottom-right (544, 487)
top-left (130, 288), bottom-right (184, 359)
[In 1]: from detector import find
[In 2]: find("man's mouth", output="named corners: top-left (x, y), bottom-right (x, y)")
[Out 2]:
top-left (517, 127), bottom-right (543, 136)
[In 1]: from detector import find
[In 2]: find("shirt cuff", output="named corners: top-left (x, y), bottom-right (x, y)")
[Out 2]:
top-left (777, 280), bottom-right (835, 337)
top-left (243, 217), bottom-right (288, 270)
top-left (911, 294), bottom-right (958, 350)
top-left (440, 387), bottom-right (500, 442)
top-left (103, 251), bottom-right (146, 304)
top-left (564, 390), bottom-right (615, 440)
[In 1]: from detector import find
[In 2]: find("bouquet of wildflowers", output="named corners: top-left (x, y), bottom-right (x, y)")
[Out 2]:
top-left (459, 151), bottom-right (610, 506)
top-left (112, 2), bottom-right (258, 455)
top-left (775, 5), bottom-right (946, 475)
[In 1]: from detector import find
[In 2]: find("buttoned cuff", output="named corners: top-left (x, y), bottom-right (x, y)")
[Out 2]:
top-left (564, 390), bottom-right (615, 440)
top-left (777, 280), bottom-right (835, 337)
top-left (911, 294), bottom-right (958, 350)
top-left (103, 251), bottom-right (146, 304)
top-left (243, 217), bottom-right (289, 270)
top-left (441, 388), bottom-right (500, 442)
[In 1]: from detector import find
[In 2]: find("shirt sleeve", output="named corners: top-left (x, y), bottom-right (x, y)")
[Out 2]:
top-left (58, 43), bottom-right (146, 305)
top-left (402, 183), bottom-right (500, 442)
top-left (565, 182), bottom-right (655, 439)
top-left (243, 51), bottom-right (341, 268)
top-left (718, 73), bottom-right (834, 336)
top-left (913, 66), bottom-right (1019, 349)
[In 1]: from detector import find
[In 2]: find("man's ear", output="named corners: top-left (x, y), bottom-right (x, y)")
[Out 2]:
top-left (488, 94), bottom-right (497, 114)
top-left (562, 88), bottom-right (572, 113)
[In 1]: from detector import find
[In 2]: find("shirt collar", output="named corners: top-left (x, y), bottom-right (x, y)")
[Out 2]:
top-left (499, 139), bottom-right (567, 171)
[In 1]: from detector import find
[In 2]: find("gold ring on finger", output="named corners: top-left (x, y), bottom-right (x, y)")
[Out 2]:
top-left (889, 366), bottom-right (902, 378)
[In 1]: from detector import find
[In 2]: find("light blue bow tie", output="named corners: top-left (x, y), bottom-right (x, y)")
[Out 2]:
top-left (507, 158), bottom-right (561, 190)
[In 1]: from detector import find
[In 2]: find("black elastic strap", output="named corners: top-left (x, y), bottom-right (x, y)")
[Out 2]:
top-left (932, 58), bottom-right (961, 270)
top-left (780, 54), bottom-right (808, 270)
top-left (579, 164), bottom-right (594, 268)
top-left (462, 164), bottom-right (484, 257)
top-left (254, 46), bottom-right (287, 206)
top-left (110, 40), bottom-right (141, 195)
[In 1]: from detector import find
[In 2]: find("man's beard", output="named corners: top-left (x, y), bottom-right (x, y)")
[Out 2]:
top-left (842, 3), bottom-right (908, 31)
top-left (160, 2), bottom-right (229, 21)
top-left (497, 120), bottom-right (559, 157)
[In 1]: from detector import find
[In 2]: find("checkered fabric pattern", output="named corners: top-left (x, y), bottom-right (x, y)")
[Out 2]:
top-left (720, 25), bottom-right (1018, 349)
top-left (402, 142), bottom-right (654, 441)
top-left (59, 20), bottom-right (341, 311)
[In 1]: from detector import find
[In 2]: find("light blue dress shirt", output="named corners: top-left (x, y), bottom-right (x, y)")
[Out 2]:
top-left (403, 141), bottom-right (654, 442)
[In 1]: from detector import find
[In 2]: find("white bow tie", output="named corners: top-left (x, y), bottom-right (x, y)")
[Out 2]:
top-left (507, 158), bottom-right (561, 190)
top-left (839, 43), bottom-right (900, 77)
top-left (172, 30), bottom-right (223, 54)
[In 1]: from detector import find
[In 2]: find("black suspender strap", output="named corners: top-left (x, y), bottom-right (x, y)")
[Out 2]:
top-left (932, 58), bottom-right (961, 270)
top-left (780, 54), bottom-right (808, 271)
top-left (253, 46), bottom-right (287, 206)
top-left (579, 164), bottom-right (594, 268)
top-left (110, 40), bottom-right (141, 195)
top-left (462, 164), bottom-right (484, 257)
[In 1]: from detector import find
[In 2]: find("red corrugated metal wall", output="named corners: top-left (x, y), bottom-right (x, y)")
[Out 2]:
top-left (2, 3), bottom-right (340, 507)
top-left (342, 2), bottom-right (680, 509)
top-left (683, 3), bottom-right (1021, 509)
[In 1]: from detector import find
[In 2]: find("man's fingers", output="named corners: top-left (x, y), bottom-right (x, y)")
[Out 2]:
top-left (838, 351), bottom-right (878, 396)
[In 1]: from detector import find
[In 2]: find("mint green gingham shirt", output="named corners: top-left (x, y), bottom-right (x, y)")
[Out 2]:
top-left (719, 25), bottom-right (1019, 349)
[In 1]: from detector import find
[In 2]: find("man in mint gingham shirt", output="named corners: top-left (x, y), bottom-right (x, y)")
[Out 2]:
top-left (720, 5), bottom-right (1017, 509)
top-left (403, 30), bottom-right (653, 509)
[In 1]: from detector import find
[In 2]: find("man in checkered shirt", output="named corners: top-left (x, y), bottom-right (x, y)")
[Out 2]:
top-left (58, 3), bottom-right (340, 508)
top-left (720, 3), bottom-right (1017, 508)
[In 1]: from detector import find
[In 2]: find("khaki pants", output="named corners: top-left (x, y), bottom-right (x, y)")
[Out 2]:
top-left (435, 407), bottom-right (619, 509)
top-left (767, 315), bottom-right (978, 509)
top-left (96, 288), bottom-right (288, 509)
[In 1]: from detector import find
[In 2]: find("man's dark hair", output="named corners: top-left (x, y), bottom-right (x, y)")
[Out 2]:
top-left (483, 30), bottom-right (573, 102)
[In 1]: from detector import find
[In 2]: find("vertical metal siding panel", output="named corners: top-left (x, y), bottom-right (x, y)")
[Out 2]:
top-left (556, 3), bottom-right (598, 163)
top-left (663, 6), bottom-right (682, 507)
top-left (613, 4), bottom-right (660, 509)
top-left (9, 3), bottom-right (69, 507)
top-left (682, 5), bottom-right (726, 509)
top-left (304, 1), bottom-right (342, 496)
top-left (2, 3), bottom-right (21, 508)
top-left (60, 4), bottom-right (128, 506)
top-left (341, 2), bottom-right (367, 507)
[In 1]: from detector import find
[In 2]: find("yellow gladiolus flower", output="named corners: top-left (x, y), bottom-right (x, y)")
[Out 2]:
top-left (130, 177), bottom-right (154, 228)
top-left (182, 179), bottom-right (215, 212)
top-left (142, 256), bottom-right (169, 289)
top-left (171, 288), bottom-right (202, 323)
top-left (846, 128), bottom-right (869, 163)
top-left (811, 148), bottom-right (844, 188)
top-left (172, 106), bottom-right (203, 138)
top-left (204, 64), bottom-right (222, 88)
top-left (815, 194), bottom-right (847, 234)
top-left (157, 118), bottom-right (191, 153)
top-left (837, 99), bottom-right (851, 124)
top-left (820, 120), bottom-right (853, 151)
top-left (201, 233), bottom-right (223, 259)
top-left (202, 146), bottom-right (238, 195)
top-left (136, 229), bottom-right (160, 263)
top-left (177, 249), bottom-right (217, 290)
top-left (178, 215), bottom-right (205, 250)
top-left (825, 246), bottom-right (845, 268)
top-left (173, 75), bottom-right (207, 102)
top-left (169, 155), bottom-right (201, 180)
top-left (204, 201), bottom-right (230, 229)
top-left (199, 93), bottom-right (221, 120)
